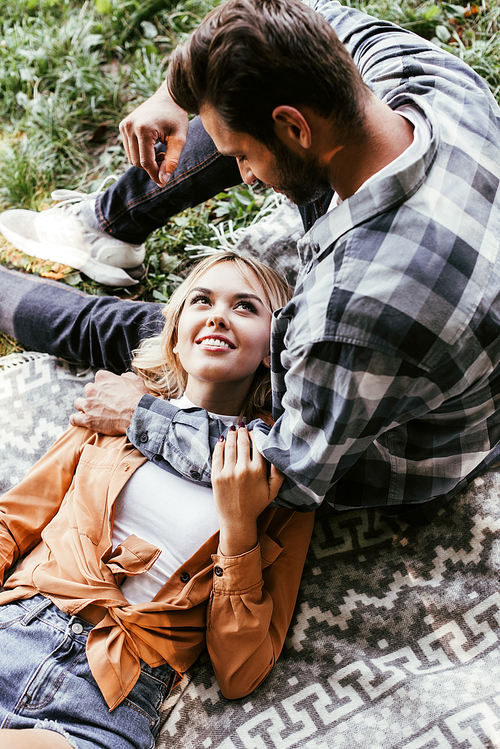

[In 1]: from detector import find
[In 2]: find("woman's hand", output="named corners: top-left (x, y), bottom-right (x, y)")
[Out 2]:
top-left (211, 425), bottom-right (283, 557)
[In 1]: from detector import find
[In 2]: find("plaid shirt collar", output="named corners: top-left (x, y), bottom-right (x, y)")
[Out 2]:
top-left (297, 95), bottom-right (439, 282)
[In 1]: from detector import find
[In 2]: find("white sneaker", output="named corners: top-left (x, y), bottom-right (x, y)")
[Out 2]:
top-left (0, 184), bottom-right (146, 286)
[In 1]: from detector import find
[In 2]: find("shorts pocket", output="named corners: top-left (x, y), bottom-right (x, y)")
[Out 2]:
top-left (122, 665), bottom-right (172, 729)
top-left (0, 601), bottom-right (26, 628)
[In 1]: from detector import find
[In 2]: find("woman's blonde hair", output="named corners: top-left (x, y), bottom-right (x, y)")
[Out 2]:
top-left (132, 252), bottom-right (292, 419)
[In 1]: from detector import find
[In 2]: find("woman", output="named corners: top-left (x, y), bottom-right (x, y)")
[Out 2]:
top-left (0, 252), bottom-right (315, 749)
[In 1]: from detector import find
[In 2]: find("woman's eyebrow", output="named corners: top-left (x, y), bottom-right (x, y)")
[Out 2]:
top-left (190, 286), bottom-right (212, 295)
top-left (190, 287), bottom-right (264, 306)
top-left (234, 292), bottom-right (265, 306)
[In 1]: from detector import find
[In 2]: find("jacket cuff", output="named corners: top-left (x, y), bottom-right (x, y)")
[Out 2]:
top-left (211, 545), bottom-right (262, 592)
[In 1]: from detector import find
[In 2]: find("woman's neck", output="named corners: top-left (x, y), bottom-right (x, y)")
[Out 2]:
top-left (183, 381), bottom-right (249, 416)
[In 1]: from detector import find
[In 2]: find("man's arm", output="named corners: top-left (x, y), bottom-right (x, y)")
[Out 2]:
top-left (251, 341), bottom-right (436, 509)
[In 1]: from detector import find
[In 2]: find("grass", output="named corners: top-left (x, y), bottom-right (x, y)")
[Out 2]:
top-left (0, 0), bottom-right (500, 356)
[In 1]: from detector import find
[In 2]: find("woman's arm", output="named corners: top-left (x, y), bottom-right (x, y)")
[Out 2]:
top-left (207, 426), bottom-right (315, 699)
top-left (0, 425), bottom-right (89, 582)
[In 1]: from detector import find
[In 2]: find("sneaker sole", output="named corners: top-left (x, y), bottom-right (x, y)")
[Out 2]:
top-left (0, 209), bottom-right (144, 287)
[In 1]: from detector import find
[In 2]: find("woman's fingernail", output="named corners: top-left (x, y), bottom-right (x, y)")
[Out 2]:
top-left (238, 421), bottom-right (245, 428)
top-left (219, 435), bottom-right (225, 442)
top-left (229, 425), bottom-right (236, 432)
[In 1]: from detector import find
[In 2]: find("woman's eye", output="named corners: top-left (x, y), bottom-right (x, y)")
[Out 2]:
top-left (190, 294), bottom-right (211, 305)
top-left (236, 300), bottom-right (257, 313)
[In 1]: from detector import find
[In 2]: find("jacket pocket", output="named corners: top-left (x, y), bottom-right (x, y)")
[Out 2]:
top-left (66, 444), bottom-right (120, 546)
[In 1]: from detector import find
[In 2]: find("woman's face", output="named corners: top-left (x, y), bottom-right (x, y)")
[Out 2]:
top-left (174, 262), bottom-right (272, 410)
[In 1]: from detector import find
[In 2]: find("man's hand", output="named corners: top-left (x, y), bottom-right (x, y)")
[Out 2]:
top-left (70, 371), bottom-right (149, 436)
top-left (119, 82), bottom-right (189, 186)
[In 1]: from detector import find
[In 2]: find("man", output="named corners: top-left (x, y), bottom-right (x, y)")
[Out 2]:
top-left (2, 0), bottom-right (500, 522)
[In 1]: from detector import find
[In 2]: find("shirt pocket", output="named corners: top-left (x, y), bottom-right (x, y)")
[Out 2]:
top-left (66, 444), bottom-right (120, 546)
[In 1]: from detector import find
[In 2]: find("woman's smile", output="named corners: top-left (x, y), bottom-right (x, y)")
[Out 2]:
top-left (196, 335), bottom-right (235, 349)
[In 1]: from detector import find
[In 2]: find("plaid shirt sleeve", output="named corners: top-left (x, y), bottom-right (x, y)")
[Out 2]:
top-left (251, 338), bottom-right (435, 510)
top-left (127, 395), bottom-right (226, 486)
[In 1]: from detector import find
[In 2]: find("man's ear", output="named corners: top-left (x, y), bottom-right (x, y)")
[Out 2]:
top-left (272, 105), bottom-right (312, 151)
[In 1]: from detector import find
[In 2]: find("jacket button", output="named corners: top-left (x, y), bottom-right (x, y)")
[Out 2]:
top-left (214, 566), bottom-right (223, 577)
top-left (190, 470), bottom-right (201, 480)
top-left (139, 432), bottom-right (149, 443)
top-left (180, 571), bottom-right (190, 583)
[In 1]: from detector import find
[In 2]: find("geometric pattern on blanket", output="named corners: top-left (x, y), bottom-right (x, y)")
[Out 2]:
top-left (2, 353), bottom-right (500, 749)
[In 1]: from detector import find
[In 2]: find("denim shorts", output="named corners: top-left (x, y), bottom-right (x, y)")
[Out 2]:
top-left (0, 595), bottom-right (175, 749)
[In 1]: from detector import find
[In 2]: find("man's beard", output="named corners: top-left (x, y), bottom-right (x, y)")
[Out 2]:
top-left (267, 138), bottom-right (332, 206)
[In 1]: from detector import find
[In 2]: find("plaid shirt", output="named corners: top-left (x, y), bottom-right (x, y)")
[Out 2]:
top-left (129, 1), bottom-right (500, 512)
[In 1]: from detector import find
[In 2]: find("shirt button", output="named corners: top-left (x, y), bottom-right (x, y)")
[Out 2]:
top-left (139, 432), bottom-right (149, 443)
top-left (214, 566), bottom-right (223, 577)
top-left (180, 571), bottom-right (191, 583)
top-left (71, 622), bottom-right (84, 635)
top-left (190, 470), bottom-right (201, 480)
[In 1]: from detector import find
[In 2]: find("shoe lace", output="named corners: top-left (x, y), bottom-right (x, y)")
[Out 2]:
top-left (49, 175), bottom-right (118, 208)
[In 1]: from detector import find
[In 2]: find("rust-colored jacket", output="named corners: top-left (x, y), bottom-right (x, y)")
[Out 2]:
top-left (0, 426), bottom-right (314, 711)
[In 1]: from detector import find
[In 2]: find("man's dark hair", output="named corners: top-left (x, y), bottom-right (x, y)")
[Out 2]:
top-left (167, 0), bottom-right (370, 149)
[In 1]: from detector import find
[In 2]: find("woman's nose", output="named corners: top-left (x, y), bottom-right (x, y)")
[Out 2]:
top-left (208, 310), bottom-right (228, 329)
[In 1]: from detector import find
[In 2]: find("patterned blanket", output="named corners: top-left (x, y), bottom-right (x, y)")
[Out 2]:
top-left (2, 198), bottom-right (500, 748)
top-left (2, 351), bottom-right (500, 749)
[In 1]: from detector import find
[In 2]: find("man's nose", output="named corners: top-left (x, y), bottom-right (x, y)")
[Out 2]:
top-left (238, 161), bottom-right (257, 186)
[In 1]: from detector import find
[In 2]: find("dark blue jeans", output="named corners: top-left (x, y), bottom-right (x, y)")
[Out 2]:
top-left (0, 265), bottom-right (162, 372)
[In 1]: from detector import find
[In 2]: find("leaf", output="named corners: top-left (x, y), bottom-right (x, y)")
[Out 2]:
top-left (15, 92), bottom-right (29, 108)
top-left (234, 192), bottom-right (253, 206)
top-left (435, 24), bottom-right (452, 42)
top-left (40, 269), bottom-right (67, 280)
top-left (424, 5), bottom-right (440, 20)
top-left (94, 0), bottom-right (112, 14)
top-left (82, 34), bottom-right (104, 51)
top-left (141, 21), bottom-right (158, 39)
top-left (159, 252), bottom-right (181, 274)
top-left (62, 272), bottom-right (83, 286)
top-left (153, 289), bottom-right (170, 303)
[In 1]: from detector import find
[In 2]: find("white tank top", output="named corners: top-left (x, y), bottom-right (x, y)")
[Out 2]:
top-left (112, 395), bottom-right (240, 604)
